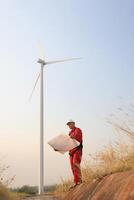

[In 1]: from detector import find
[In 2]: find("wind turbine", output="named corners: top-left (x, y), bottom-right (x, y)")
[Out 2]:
top-left (30, 54), bottom-right (81, 195)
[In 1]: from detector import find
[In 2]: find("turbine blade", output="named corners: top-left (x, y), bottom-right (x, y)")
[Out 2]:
top-left (38, 41), bottom-right (45, 60)
top-left (29, 73), bottom-right (40, 102)
top-left (45, 57), bottom-right (82, 65)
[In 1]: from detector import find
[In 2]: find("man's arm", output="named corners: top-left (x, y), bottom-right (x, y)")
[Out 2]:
top-left (70, 128), bottom-right (82, 143)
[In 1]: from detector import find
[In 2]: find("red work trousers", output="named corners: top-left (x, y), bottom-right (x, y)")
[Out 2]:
top-left (70, 150), bottom-right (82, 184)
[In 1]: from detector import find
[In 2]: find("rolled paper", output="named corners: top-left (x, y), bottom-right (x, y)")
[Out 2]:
top-left (48, 134), bottom-right (80, 154)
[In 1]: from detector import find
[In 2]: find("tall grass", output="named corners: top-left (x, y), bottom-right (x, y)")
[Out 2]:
top-left (82, 141), bottom-right (134, 182)
top-left (0, 182), bottom-right (19, 200)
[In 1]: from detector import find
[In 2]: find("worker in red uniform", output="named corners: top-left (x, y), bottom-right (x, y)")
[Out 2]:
top-left (67, 120), bottom-right (83, 188)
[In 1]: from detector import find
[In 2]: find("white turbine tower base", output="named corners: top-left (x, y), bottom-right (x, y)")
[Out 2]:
top-left (30, 56), bottom-right (81, 195)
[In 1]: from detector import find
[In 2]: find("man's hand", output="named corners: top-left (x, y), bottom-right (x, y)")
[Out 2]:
top-left (54, 148), bottom-right (58, 151)
top-left (70, 135), bottom-right (74, 139)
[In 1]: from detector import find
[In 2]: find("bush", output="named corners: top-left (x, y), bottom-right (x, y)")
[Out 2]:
top-left (0, 182), bottom-right (17, 200)
top-left (0, 162), bottom-right (17, 200)
top-left (17, 185), bottom-right (37, 195)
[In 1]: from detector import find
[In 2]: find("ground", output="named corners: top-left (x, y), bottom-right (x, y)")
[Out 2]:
top-left (23, 171), bottom-right (134, 200)
top-left (60, 171), bottom-right (134, 200)
top-left (23, 194), bottom-right (59, 200)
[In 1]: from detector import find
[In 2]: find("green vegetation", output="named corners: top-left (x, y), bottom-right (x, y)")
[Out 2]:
top-left (11, 184), bottom-right (57, 197)
top-left (12, 185), bottom-right (37, 195)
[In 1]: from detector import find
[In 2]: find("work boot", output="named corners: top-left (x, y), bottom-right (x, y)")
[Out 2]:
top-left (69, 181), bottom-right (82, 190)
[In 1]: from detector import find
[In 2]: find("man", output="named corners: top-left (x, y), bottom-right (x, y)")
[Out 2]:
top-left (67, 120), bottom-right (83, 188)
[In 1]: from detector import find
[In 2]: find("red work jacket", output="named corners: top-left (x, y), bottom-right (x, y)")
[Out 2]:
top-left (69, 127), bottom-right (83, 155)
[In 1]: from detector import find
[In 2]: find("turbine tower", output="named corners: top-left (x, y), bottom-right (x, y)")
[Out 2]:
top-left (30, 55), bottom-right (81, 194)
top-left (38, 58), bottom-right (45, 194)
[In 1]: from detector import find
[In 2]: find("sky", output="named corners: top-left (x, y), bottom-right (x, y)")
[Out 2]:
top-left (0, 0), bottom-right (134, 187)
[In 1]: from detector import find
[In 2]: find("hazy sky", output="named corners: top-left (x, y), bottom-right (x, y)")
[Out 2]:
top-left (0, 0), bottom-right (134, 187)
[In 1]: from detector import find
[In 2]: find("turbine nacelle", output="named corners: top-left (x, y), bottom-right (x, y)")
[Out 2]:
top-left (37, 58), bottom-right (45, 66)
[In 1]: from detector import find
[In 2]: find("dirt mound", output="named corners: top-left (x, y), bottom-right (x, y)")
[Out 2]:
top-left (60, 171), bottom-right (134, 200)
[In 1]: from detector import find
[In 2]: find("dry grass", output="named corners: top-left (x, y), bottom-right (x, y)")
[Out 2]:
top-left (0, 182), bottom-right (19, 200)
top-left (0, 163), bottom-right (19, 200)
top-left (55, 178), bottom-right (73, 193)
top-left (82, 141), bottom-right (134, 182)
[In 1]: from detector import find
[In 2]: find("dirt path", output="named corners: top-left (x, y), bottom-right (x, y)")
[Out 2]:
top-left (23, 195), bottom-right (59, 200)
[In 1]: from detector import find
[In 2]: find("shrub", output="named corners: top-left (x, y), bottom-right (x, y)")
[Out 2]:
top-left (0, 182), bottom-right (17, 200)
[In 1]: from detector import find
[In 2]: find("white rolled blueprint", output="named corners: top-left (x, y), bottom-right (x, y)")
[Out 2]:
top-left (48, 134), bottom-right (80, 154)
